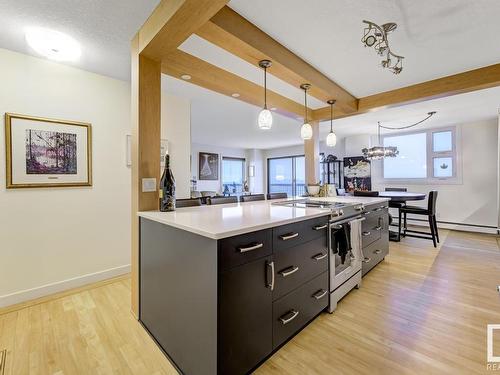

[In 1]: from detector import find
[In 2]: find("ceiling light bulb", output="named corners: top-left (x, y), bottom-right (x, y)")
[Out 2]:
top-left (301, 122), bottom-right (313, 140)
top-left (258, 108), bottom-right (273, 130)
top-left (25, 27), bottom-right (81, 61)
top-left (326, 131), bottom-right (337, 147)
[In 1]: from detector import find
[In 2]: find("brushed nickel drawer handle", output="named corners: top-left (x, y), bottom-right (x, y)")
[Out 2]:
top-left (312, 289), bottom-right (328, 300)
top-left (280, 232), bottom-right (299, 241)
top-left (267, 261), bottom-right (275, 291)
top-left (279, 266), bottom-right (299, 277)
top-left (279, 310), bottom-right (299, 325)
top-left (238, 243), bottom-right (264, 253)
top-left (363, 257), bottom-right (371, 263)
top-left (312, 252), bottom-right (327, 261)
top-left (362, 231), bottom-right (371, 236)
top-left (374, 226), bottom-right (382, 231)
top-left (374, 249), bottom-right (382, 254)
top-left (313, 224), bottom-right (327, 231)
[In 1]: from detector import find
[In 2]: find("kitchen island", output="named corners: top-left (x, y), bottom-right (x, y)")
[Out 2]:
top-left (138, 197), bottom-right (389, 375)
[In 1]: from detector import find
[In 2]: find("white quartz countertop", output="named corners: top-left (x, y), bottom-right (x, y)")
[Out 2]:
top-left (138, 196), bottom-right (389, 240)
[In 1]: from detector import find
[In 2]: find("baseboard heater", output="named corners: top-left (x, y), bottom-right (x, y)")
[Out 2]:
top-left (393, 216), bottom-right (497, 233)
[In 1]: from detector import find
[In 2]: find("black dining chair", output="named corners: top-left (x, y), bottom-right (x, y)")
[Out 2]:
top-left (385, 188), bottom-right (408, 239)
top-left (400, 191), bottom-right (439, 247)
top-left (240, 194), bottom-right (265, 203)
top-left (266, 192), bottom-right (288, 200)
top-left (207, 196), bottom-right (238, 205)
top-left (175, 198), bottom-right (202, 208)
top-left (353, 190), bottom-right (379, 197)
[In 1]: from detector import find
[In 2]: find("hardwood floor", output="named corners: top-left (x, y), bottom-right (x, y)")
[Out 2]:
top-left (1, 229), bottom-right (499, 374)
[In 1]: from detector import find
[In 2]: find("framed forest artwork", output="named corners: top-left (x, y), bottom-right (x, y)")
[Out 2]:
top-left (5, 113), bottom-right (92, 188)
top-left (198, 152), bottom-right (219, 180)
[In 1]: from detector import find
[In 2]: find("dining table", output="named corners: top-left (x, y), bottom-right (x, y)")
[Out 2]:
top-left (378, 191), bottom-right (427, 241)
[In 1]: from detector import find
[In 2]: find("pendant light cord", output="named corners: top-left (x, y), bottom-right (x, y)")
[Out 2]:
top-left (264, 66), bottom-right (267, 109)
top-left (379, 111), bottom-right (436, 130)
top-left (304, 88), bottom-right (308, 123)
top-left (330, 103), bottom-right (333, 132)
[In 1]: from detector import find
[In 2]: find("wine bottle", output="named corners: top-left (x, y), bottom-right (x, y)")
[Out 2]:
top-left (159, 153), bottom-right (176, 212)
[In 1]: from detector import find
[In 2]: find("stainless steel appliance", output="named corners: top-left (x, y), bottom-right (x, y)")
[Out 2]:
top-left (328, 213), bottom-right (365, 312)
top-left (273, 199), bottom-right (366, 312)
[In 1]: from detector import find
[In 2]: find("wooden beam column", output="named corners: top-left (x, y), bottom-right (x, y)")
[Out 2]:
top-left (131, 35), bottom-right (162, 317)
top-left (304, 121), bottom-right (320, 186)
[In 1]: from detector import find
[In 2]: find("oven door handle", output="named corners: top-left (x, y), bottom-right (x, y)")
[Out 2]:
top-left (330, 216), bottom-right (365, 228)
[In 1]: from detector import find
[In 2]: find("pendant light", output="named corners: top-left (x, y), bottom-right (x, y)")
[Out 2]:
top-left (258, 60), bottom-right (273, 130)
top-left (326, 99), bottom-right (337, 147)
top-left (300, 83), bottom-right (313, 140)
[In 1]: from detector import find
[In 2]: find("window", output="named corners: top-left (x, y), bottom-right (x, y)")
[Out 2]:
top-left (222, 157), bottom-right (245, 194)
top-left (383, 127), bottom-right (458, 182)
top-left (268, 155), bottom-right (305, 197)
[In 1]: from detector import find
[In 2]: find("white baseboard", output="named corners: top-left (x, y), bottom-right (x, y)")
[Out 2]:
top-left (0, 264), bottom-right (131, 308)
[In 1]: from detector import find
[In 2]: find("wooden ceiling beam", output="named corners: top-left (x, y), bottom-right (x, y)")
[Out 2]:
top-left (162, 49), bottom-right (312, 121)
top-left (138, 0), bottom-right (229, 60)
top-left (195, 6), bottom-right (358, 114)
top-left (312, 63), bottom-right (500, 122)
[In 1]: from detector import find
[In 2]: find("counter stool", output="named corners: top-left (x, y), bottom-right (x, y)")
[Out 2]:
top-left (385, 187), bottom-right (407, 241)
top-left (240, 194), bottom-right (265, 202)
top-left (400, 191), bottom-right (439, 247)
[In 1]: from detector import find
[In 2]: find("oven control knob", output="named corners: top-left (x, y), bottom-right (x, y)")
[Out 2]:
top-left (339, 209), bottom-right (344, 217)
top-left (332, 210), bottom-right (340, 217)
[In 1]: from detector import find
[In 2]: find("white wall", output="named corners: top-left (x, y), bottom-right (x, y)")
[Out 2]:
top-left (370, 120), bottom-right (498, 232)
top-left (245, 149), bottom-right (265, 194)
top-left (161, 93), bottom-right (191, 199)
top-left (0, 48), bottom-right (131, 306)
top-left (191, 143), bottom-right (246, 193)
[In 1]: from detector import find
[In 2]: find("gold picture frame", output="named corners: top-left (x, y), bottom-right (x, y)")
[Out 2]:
top-left (5, 113), bottom-right (92, 188)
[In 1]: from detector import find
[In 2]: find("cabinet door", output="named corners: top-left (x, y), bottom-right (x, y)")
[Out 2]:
top-left (219, 256), bottom-right (273, 375)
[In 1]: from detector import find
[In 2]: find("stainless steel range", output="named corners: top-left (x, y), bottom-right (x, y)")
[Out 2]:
top-left (273, 199), bottom-right (366, 312)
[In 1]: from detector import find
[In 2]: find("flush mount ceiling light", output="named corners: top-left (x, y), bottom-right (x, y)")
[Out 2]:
top-left (362, 111), bottom-right (437, 160)
top-left (257, 59), bottom-right (273, 130)
top-left (300, 83), bottom-right (313, 140)
top-left (25, 27), bottom-right (81, 62)
top-left (361, 20), bottom-right (404, 74)
top-left (326, 100), bottom-right (337, 147)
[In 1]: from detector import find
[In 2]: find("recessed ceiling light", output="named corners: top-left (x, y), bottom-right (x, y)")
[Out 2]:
top-left (231, 93), bottom-right (240, 98)
top-left (270, 107), bottom-right (277, 111)
top-left (25, 27), bottom-right (81, 62)
top-left (181, 74), bottom-right (191, 80)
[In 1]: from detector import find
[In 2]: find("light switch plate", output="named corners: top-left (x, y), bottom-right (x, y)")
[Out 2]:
top-left (142, 178), bottom-right (157, 193)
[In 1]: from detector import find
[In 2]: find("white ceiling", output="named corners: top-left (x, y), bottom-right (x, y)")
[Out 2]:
top-left (0, 0), bottom-right (159, 80)
top-left (230, 0), bottom-right (500, 97)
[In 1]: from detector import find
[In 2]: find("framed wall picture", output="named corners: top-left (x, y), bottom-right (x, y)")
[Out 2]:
top-left (343, 156), bottom-right (371, 192)
top-left (198, 152), bottom-right (219, 180)
top-left (5, 113), bottom-right (92, 188)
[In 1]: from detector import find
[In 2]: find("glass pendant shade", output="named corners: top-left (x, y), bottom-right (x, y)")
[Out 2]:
top-left (258, 108), bottom-right (273, 129)
top-left (326, 131), bottom-right (337, 147)
top-left (301, 122), bottom-right (313, 140)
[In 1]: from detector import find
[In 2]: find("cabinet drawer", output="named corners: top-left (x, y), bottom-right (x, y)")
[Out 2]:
top-left (219, 229), bottom-right (272, 271)
top-left (272, 271), bottom-right (328, 349)
top-left (361, 238), bottom-right (389, 276)
top-left (273, 236), bottom-right (328, 300)
top-left (362, 205), bottom-right (388, 247)
top-left (273, 216), bottom-right (329, 251)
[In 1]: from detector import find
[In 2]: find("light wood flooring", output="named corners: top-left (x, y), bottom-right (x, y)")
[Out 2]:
top-left (1, 229), bottom-right (500, 374)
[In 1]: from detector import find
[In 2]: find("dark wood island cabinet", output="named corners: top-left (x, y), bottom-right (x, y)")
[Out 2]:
top-left (140, 214), bottom-right (329, 375)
